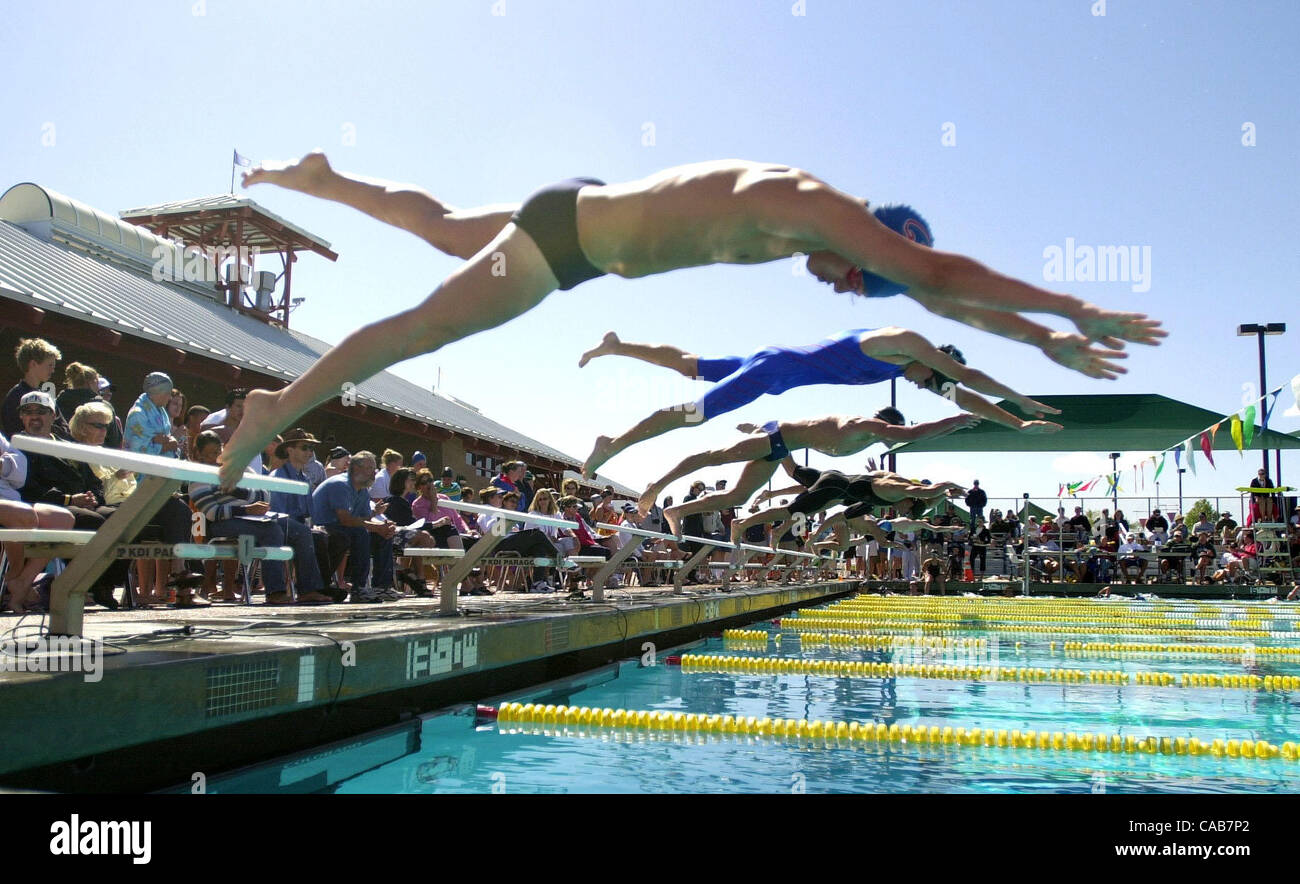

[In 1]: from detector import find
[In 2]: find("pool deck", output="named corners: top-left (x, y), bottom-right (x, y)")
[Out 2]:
top-left (0, 577), bottom-right (857, 792)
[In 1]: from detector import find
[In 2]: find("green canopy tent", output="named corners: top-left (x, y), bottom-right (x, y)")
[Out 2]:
top-left (886, 394), bottom-right (1300, 455)
top-left (919, 499), bottom-right (1052, 521)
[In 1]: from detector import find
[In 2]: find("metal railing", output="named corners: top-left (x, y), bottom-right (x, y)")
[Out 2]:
top-left (930, 494), bottom-right (1285, 524)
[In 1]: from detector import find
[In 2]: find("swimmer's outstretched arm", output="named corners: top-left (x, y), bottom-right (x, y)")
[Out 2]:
top-left (947, 388), bottom-right (1061, 433)
top-left (875, 330), bottom-right (1061, 416)
top-left (808, 192), bottom-right (1166, 347)
top-left (793, 413), bottom-right (980, 455)
top-left (873, 475), bottom-right (965, 501)
top-left (885, 518), bottom-right (961, 534)
top-left (242, 152), bottom-right (517, 260)
top-left (908, 293), bottom-right (1133, 379)
top-left (756, 483), bottom-right (807, 504)
top-left (844, 517), bottom-right (894, 545)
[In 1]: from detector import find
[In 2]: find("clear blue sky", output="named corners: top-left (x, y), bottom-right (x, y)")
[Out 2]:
top-left (4, 0), bottom-right (1298, 517)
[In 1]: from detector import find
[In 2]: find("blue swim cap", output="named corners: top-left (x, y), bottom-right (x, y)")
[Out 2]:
top-left (859, 204), bottom-right (934, 298)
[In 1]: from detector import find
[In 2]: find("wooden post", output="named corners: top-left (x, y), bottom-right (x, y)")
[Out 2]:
top-left (49, 476), bottom-right (181, 636)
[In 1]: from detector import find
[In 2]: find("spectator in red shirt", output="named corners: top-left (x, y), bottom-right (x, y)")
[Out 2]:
top-left (558, 495), bottom-right (612, 560)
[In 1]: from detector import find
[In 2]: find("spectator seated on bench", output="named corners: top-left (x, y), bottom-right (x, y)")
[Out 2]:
top-left (1115, 533), bottom-right (1149, 584)
top-left (191, 431), bottom-right (333, 605)
top-left (1159, 528), bottom-right (1192, 582)
top-left (1, 429), bottom-right (75, 613)
top-left (412, 470), bottom-right (473, 549)
top-left (381, 467), bottom-right (437, 595)
top-left (1190, 531), bottom-right (1218, 584)
top-left (557, 495), bottom-right (613, 564)
top-left (479, 489), bottom-right (561, 593)
top-left (76, 398), bottom-right (199, 606)
top-left (1211, 528), bottom-right (1259, 584)
top-left (270, 427), bottom-right (344, 600)
top-left (311, 450), bottom-right (399, 603)
top-left (19, 391), bottom-right (182, 609)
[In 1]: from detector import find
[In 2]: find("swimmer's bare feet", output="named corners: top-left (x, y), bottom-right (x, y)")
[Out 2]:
top-left (636, 486), bottom-right (659, 519)
top-left (1073, 306), bottom-right (1166, 350)
top-left (729, 521), bottom-right (745, 545)
top-left (663, 506), bottom-right (683, 539)
top-left (578, 331), bottom-right (621, 368)
top-left (582, 435), bottom-right (616, 479)
top-left (217, 388), bottom-right (283, 488)
top-left (241, 151), bottom-right (334, 194)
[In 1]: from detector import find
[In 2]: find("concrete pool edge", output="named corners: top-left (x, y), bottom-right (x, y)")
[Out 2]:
top-left (0, 580), bottom-right (856, 793)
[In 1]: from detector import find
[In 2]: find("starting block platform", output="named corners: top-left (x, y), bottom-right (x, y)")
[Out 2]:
top-left (7, 436), bottom-right (308, 635)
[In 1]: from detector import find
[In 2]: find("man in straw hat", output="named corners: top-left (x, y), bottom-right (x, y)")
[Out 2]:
top-left (270, 427), bottom-right (343, 602)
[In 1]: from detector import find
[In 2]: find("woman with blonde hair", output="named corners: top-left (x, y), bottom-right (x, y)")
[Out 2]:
top-left (528, 488), bottom-right (561, 537)
top-left (55, 362), bottom-right (100, 424)
top-left (71, 401), bottom-right (201, 606)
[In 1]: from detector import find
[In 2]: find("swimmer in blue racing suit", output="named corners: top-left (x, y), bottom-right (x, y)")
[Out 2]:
top-left (584, 325), bottom-right (1064, 477)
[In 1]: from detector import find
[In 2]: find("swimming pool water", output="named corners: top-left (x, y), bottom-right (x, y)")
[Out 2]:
top-left (197, 596), bottom-right (1300, 794)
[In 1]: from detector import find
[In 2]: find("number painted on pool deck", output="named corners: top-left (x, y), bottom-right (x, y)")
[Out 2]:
top-left (405, 631), bottom-right (480, 680)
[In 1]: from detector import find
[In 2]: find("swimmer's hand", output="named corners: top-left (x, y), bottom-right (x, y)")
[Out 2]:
top-left (1011, 395), bottom-right (1061, 418)
top-left (1073, 306), bottom-right (1167, 350)
top-left (1019, 420), bottom-right (1064, 434)
top-left (938, 412), bottom-right (982, 433)
top-left (1041, 331), bottom-right (1130, 380)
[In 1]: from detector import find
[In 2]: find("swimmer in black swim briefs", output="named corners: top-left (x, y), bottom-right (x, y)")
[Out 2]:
top-left (219, 153), bottom-right (1160, 487)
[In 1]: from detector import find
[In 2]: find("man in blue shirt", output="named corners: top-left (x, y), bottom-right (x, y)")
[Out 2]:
top-left (311, 450), bottom-right (398, 602)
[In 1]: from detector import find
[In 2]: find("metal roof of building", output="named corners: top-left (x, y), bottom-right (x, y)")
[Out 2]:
top-left (0, 217), bottom-right (593, 468)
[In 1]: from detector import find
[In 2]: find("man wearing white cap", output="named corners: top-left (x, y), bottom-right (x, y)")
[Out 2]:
top-left (124, 372), bottom-right (180, 459)
top-left (16, 390), bottom-right (130, 608)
